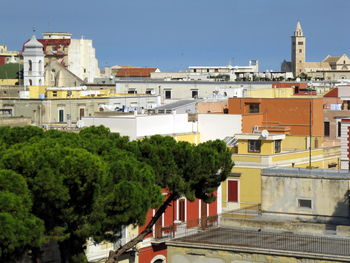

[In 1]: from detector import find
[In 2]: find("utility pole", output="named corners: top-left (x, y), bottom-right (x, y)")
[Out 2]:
top-left (309, 99), bottom-right (312, 169)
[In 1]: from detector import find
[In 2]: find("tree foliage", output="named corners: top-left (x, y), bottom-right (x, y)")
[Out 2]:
top-left (0, 126), bottom-right (233, 262)
top-left (0, 169), bottom-right (44, 262)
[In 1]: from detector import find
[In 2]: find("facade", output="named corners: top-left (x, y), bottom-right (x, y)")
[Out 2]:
top-left (26, 32), bottom-right (100, 83)
top-left (222, 132), bottom-right (340, 211)
top-left (115, 80), bottom-right (282, 103)
top-left (44, 60), bottom-right (84, 87)
top-left (0, 44), bottom-right (20, 65)
top-left (82, 113), bottom-right (198, 142)
top-left (262, 167), bottom-right (350, 222)
top-left (0, 95), bottom-right (161, 127)
top-left (166, 167), bottom-right (350, 263)
top-left (281, 22), bottom-right (350, 79)
top-left (340, 118), bottom-right (350, 169)
top-left (228, 97), bottom-right (325, 136)
top-left (22, 35), bottom-right (45, 86)
top-left (197, 114), bottom-right (241, 142)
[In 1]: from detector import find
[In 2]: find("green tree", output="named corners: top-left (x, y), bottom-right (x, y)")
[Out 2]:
top-left (106, 136), bottom-right (233, 262)
top-left (0, 126), bottom-right (233, 262)
top-left (0, 169), bottom-right (44, 262)
top-left (0, 127), bottom-right (162, 263)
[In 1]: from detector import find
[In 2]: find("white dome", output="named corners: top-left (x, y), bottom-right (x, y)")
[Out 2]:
top-left (24, 35), bottom-right (43, 48)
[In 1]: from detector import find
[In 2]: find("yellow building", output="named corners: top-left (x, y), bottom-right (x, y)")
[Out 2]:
top-left (246, 87), bottom-right (294, 98)
top-left (221, 133), bottom-right (340, 212)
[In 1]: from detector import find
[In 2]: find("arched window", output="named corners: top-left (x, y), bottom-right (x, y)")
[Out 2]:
top-left (29, 60), bottom-right (32, 72)
top-left (29, 79), bottom-right (32, 86)
top-left (151, 255), bottom-right (166, 263)
top-left (39, 60), bottom-right (42, 74)
top-left (51, 69), bottom-right (55, 81)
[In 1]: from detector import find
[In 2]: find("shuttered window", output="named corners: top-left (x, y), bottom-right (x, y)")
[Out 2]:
top-left (228, 180), bottom-right (238, 202)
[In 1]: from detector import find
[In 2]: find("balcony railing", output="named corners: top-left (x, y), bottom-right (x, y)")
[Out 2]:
top-left (154, 215), bottom-right (219, 241)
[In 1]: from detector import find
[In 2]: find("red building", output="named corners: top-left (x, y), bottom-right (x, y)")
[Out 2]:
top-left (137, 191), bottom-right (218, 263)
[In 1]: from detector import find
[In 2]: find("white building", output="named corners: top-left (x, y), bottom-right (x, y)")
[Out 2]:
top-left (197, 114), bottom-right (242, 142)
top-left (82, 113), bottom-right (196, 141)
top-left (23, 35), bottom-right (45, 86)
top-left (42, 33), bottom-right (100, 83)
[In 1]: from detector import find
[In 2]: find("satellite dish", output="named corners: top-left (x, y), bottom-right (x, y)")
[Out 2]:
top-left (261, 130), bottom-right (269, 138)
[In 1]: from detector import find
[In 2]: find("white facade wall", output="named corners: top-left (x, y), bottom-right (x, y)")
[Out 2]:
top-left (340, 120), bottom-right (350, 169)
top-left (23, 36), bottom-right (45, 86)
top-left (82, 113), bottom-right (194, 140)
top-left (136, 114), bottom-right (193, 138)
top-left (68, 39), bottom-right (100, 83)
top-left (115, 81), bottom-right (270, 102)
top-left (198, 114), bottom-right (242, 142)
top-left (83, 116), bottom-right (137, 139)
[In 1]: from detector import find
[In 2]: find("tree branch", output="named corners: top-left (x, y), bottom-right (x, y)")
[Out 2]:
top-left (105, 191), bottom-right (178, 263)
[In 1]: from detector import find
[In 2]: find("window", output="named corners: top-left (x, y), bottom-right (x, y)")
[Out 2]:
top-left (128, 89), bottom-right (136, 94)
top-left (193, 69), bottom-right (196, 73)
top-left (338, 122), bottom-right (341, 137)
top-left (28, 60), bottom-right (32, 72)
top-left (299, 49), bottom-right (302, 53)
top-left (178, 199), bottom-right (185, 221)
top-left (29, 79), bottom-right (32, 86)
top-left (298, 199), bottom-right (312, 209)
top-left (207, 69), bottom-right (209, 73)
top-left (38, 60), bottom-right (42, 74)
top-left (324, 122), bottom-right (330, 136)
top-left (165, 90), bottom-right (171, 99)
top-left (248, 140), bottom-right (261, 153)
top-left (298, 41), bottom-right (304, 45)
top-left (275, 140), bottom-right (281, 153)
top-left (191, 90), bottom-right (198, 98)
top-left (58, 109), bottom-right (64, 122)
top-left (52, 91), bottom-right (58, 97)
top-left (145, 89), bottom-right (154, 95)
top-left (227, 180), bottom-right (238, 202)
top-left (248, 103), bottom-right (259, 113)
top-left (79, 108), bottom-right (85, 120)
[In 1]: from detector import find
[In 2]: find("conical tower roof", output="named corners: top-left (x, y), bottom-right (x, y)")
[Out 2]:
top-left (294, 21), bottom-right (304, 37)
top-left (24, 34), bottom-right (43, 48)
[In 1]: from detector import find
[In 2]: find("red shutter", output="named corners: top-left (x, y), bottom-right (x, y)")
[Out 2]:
top-left (228, 180), bottom-right (238, 202)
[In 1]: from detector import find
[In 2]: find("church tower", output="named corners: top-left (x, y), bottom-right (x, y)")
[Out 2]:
top-left (23, 34), bottom-right (44, 86)
top-left (291, 21), bottom-right (306, 76)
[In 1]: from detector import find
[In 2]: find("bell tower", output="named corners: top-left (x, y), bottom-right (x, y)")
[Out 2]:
top-left (23, 34), bottom-right (44, 86)
top-left (291, 21), bottom-right (306, 77)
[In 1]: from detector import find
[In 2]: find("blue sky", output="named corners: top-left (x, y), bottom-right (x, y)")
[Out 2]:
top-left (1, 0), bottom-right (350, 71)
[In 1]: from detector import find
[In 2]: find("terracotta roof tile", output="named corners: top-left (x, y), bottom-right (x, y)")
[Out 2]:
top-left (116, 68), bottom-right (157, 78)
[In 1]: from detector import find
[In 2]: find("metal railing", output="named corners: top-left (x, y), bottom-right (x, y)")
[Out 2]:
top-left (180, 227), bottom-right (350, 257)
top-left (156, 215), bottom-right (219, 241)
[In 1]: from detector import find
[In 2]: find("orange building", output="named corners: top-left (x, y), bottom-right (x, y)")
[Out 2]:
top-left (228, 97), bottom-right (324, 136)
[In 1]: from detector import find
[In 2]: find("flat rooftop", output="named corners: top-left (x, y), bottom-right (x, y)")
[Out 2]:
top-left (169, 227), bottom-right (350, 259)
top-left (262, 167), bottom-right (350, 179)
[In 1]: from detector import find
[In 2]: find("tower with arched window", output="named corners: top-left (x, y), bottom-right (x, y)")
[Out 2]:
top-left (23, 35), bottom-right (44, 86)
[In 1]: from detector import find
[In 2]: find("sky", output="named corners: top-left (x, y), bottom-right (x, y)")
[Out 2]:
top-left (1, 0), bottom-right (350, 72)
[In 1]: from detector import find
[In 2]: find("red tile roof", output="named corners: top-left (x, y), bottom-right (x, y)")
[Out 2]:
top-left (324, 88), bottom-right (338, 97)
top-left (116, 68), bottom-right (157, 78)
